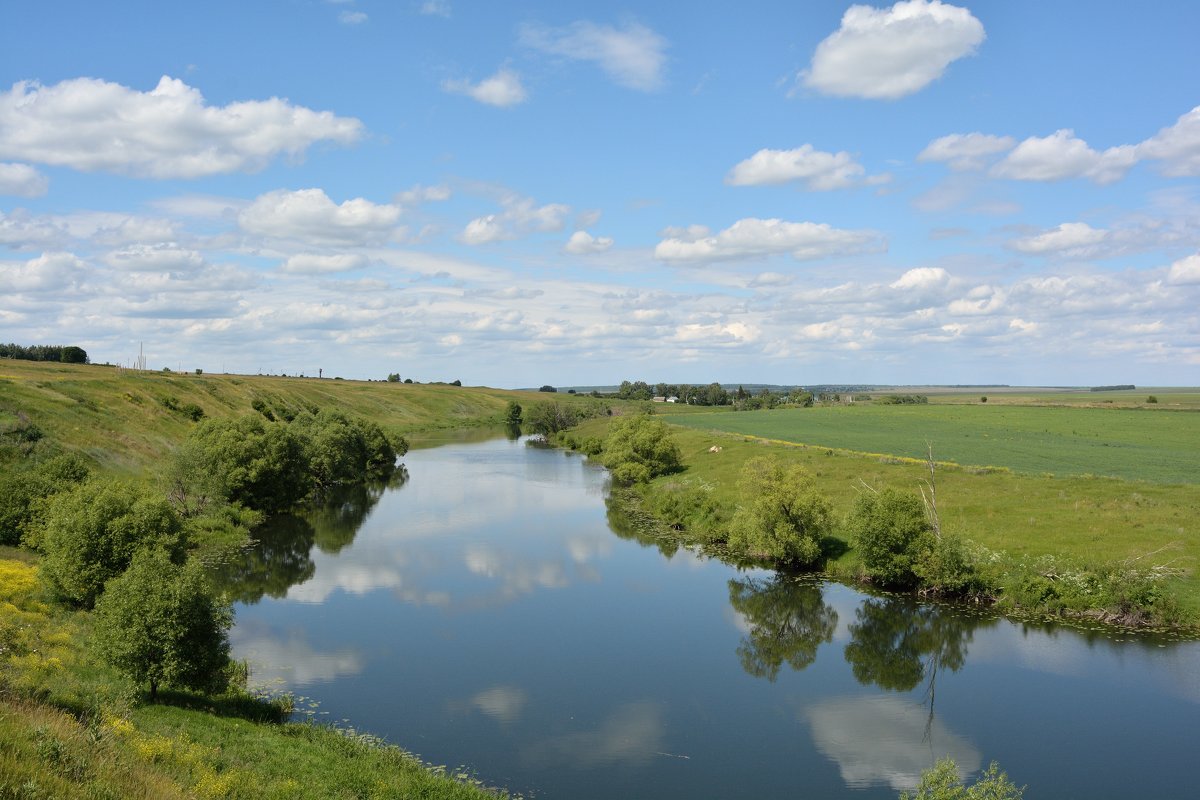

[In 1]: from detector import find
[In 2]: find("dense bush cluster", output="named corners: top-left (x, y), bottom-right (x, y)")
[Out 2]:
top-left (597, 416), bottom-right (683, 485)
top-left (726, 458), bottom-right (833, 567)
top-left (0, 453), bottom-right (90, 546)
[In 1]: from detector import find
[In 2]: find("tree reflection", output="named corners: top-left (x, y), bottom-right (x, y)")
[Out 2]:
top-left (219, 514), bottom-right (317, 604)
top-left (219, 469), bottom-right (408, 603)
top-left (605, 492), bottom-right (681, 558)
top-left (728, 574), bottom-right (838, 681)
top-left (308, 468), bottom-right (406, 554)
top-left (843, 597), bottom-right (980, 693)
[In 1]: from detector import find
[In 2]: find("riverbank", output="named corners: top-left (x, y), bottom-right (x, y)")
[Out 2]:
top-left (561, 411), bottom-right (1200, 633)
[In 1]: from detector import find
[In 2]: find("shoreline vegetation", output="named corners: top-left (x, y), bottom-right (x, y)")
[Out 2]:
top-left (2, 361), bottom-right (1196, 796)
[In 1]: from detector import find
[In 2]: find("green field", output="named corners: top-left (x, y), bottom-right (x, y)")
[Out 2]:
top-left (662, 404), bottom-right (1200, 484)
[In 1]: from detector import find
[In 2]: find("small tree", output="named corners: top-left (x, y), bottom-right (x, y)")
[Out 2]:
top-left (600, 415), bottom-right (682, 484)
top-left (40, 479), bottom-right (184, 608)
top-left (848, 487), bottom-right (932, 588)
top-left (94, 549), bottom-right (233, 700)
top-left (386, 373), bottom-right (400, 383)
top-left (900, 758), bottom-right (1023, 800)
top-left (504, 400), bottom-right (523, 425)
top-left (727, 457), bottom-right (832, 566)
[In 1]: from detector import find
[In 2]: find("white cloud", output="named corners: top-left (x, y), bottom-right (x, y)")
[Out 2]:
top-left (801, 0), bottom-right (984, 99)
top-left (442, 68), bottom-right (527, 107)
top-left (0, 76), bottom-right (362, 178)
top-left (519, 21), bottom-right (668, 91)
top-left (991, 130), bottom-right (1138, 184)
top-left (726, 145), bottom-right (869, 190)
top-left (0, 251), bottom-right (87, 293)
top-left (1138, 106), bottom-right (1200, 177)
top-left (459, 195), bottom-right (570, 245)
top-left (0, 162), bottom-right (48, 196)
top-left (890, 266), bottom-right (948, 290)
top-left (1168, 253), bottom-right (1200, 285)
top-left (655, 217), bottom-right (884, 264)
top-left (1009, 222), bottom-right (1109, 255)
top-left (918, 132), bottom-right (1015, 171)
top-left (239, 188), bottom-right (402, 245)
top-left (564, 230), bottom-right (613, 254)
top-left (396, 183), bottom-right (452, 205)
top-left (281, 253), bottom-right (369, 274)
top-left (104, 243), bottom-right (205, 272)
top-left (338, 10), bottom-right (367, 25)
top-left (460, 215), bottom-right (507, 245)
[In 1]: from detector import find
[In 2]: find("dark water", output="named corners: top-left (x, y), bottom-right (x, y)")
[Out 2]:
top-left (223, 436), bottom-right (1200, 799)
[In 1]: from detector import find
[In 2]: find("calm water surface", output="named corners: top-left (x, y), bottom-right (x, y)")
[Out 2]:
top-left (224, 436), bottom-right (1200, 799)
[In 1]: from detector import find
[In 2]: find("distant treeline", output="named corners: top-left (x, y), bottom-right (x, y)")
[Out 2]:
top-left (1090, 384), bottom-right (1136, 392)
top-left (0, 343), bottom-right (89, 364)
top-left (875, 394), bottom-right (929, 405)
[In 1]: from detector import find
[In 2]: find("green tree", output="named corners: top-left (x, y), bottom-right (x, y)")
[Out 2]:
top-left (726, 457), bottom-right (832, 567)
top-left (848, 488), bottom-right (933, 588)
top-left (599, 415), bottom-right (682, 484)
top-left (39, 479), bottom-right (184, 608)
top-left (504, 400), bottom-right (523, 425)
top-left (386, 373), bottom-right (400, 382)
top-left (0, 453), bottom-right (90, 546)
top-left (94, 549), bottom-right (233, 700)
top-left (525, 401), bottom-right (580, 436)
top-left (728, 575), bottom-right (837, 681)
top-left (59, 345), bottom-right (88, 364)
top-left (900, 759), bottom-right (1023, 800)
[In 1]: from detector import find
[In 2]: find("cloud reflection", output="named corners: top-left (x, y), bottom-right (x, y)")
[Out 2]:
top-left (231, 622), bottom-right (363, 688)
top-left (805, 695), bottom-right (980, 791)
top-left (523, 702), bottom-right (666, 769)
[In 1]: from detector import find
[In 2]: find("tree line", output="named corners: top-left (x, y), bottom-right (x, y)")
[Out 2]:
top-left (0, 342), bottom-right (88, 363)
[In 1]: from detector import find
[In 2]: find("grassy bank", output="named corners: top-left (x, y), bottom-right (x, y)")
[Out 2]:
top-left (567, 410), bottom-right (1200, 629)
top-left (0, 360), bottom-right (559, 474)
top-left (1, 362), bottom-right (561, 798)
top-left (0, 553), bottom-right (508, 799)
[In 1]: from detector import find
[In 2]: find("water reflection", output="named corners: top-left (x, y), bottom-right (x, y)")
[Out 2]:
top-left (728, 574), bottom-right (837, 681)
top-left (843, 597), bottom-right (989, 693)
top-left (605, 493), bottom-right (680, 558)
top-left (218, 473), bottom-right (403, 603)
top-left (806, 695), bottom-right (981, 791)
top-left (523, 702), bottom-right (667, 769)
top-left (232, 620), bottom-right (364, 688)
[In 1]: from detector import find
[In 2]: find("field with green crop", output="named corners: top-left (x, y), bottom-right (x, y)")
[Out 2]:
top-left (662, 403), bottom-right (1200, 484)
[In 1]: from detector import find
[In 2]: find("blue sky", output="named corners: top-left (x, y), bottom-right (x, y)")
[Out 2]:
top-left (2, 0), bottom-right (1198, 387)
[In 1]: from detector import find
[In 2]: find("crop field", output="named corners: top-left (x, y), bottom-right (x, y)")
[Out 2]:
top-left (661, 403), bottom-right (1200, 484)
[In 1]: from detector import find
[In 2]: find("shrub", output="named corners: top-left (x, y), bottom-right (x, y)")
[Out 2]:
top-left (901, 758), bottom-right (1023, 800)
top-left (726, 457), bottom-right (832, 567)
top-left (848, 488), bottom-right (932, 588)
top-left (39, 479), bottom-right (184, 608)
top-left (599, 416), bottom-right (682, 485)
top-left (504, 400), bottom-right (523, 425)
top-left (0, 453), bottom-right (91, 546)
top-left (1146, 395), bottom-right (1158, 403)
top-left (525, 401), bottom-right (582, 436)
top-left (93, 548), bottom-right (233, 700)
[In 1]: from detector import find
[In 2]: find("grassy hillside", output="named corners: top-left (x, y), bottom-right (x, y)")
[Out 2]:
top-left (662, 402), bottom-right (1200, 484)
top-left (0, 361), bottom-right (555, 472)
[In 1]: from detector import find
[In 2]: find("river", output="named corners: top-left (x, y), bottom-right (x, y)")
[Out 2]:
top-left (222, 434), bottom-right (1200, 799)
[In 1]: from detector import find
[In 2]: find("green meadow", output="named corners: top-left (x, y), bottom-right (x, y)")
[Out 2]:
top-left (661, 402), bottom-right (1200, 484)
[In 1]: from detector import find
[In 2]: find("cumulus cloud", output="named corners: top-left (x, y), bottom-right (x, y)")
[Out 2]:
top-left (1009, 222), bottom-right (1108, 255)
top-left (419, 0), bottom-right (451, 17)
top-left (459, 195), bottom-right (570, 245)
top-left (564, 230), bottom-right (613, 254)
top-left (442, 68), bottom-right (527, 107)
top-left (280, 253), bottom-right (369, 274)
top-left (519, 21), bottom-right (668, 91)
top-left (104, 243), bottom-right (205, 272)
top-left (918, 132), bottom-right (1015, 171)
top-left (890, 266), bottom-right (949, 290)
top-left (655, 217), bottom-right (884, 264)
top-left (0, 162), bottom-right (48, 196)
top-left (726, 145), bottom-right (871, 190)
top-left (1168, 253), bottom-right (1200, 285)
top-left (0, 251), bottom-right (87, 293)
top-left (991, 130), bottom-right (1138, 184)
top-left (238, 188), bottom-right (402, 245)
top-left (338, 10), bottom-right (367, 25)
top-left (801, 0), bottom-right (984, 99)
top-left (1138, 105), bottom-right (1200, 177)
top-left (0, 76), bottom-right (362, 178)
